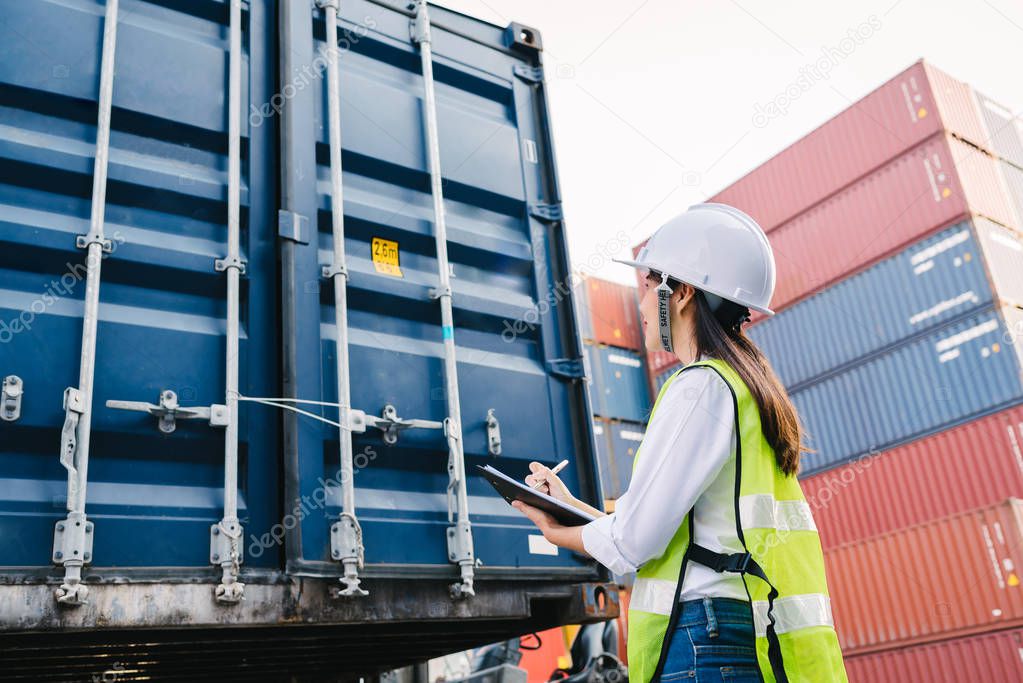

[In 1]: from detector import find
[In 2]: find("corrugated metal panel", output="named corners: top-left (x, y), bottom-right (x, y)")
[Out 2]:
top-left (0, 0), bottom-right (280, 568)
top-left (827, 499), bottom-right (1023, 654)
top-left (652, 364), bottom-right (683, 396)
top-left (285, 0), bottom-right (602, 574)
top-left (0, 0), bottom-right (608, 581)
top-left (647, 350), bottom-right (679, 376)
top-left (1001, 159), bottom-right (1023, 228)
top-left (606, 420), bottom-right (644, 499)
top-left (585, 344), bottom-right (651, 422)
top-left (592, 418), bottom-right (612, 501)
top-left (801, 404), bottom-right (1023, 550)
top-left (709, 61), bottom-right (989, 233)
top-left (921, 61), bottom-right (992, 148)
top-left (796, 305), bottom-right (1023, 475)
top-left (845, 627), bottom-right (1023, 682)
top-left (580, 276), bottom-right (642, 350)
top-left (576, 275), bottom-right (595, 344)
top-left (751, 218), bottom-right (1023, 388)
top-left (768, 133), bottom-right (1017, 314)
top-left (975, 91), bottom-right (1023, 168)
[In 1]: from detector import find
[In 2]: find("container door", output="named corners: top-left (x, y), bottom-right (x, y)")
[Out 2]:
top-left (277, 0), bottom-right (602, 577)
top-left (0, 1), bottom-right (279, 569)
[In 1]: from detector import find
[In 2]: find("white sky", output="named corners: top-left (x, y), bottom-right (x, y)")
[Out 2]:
top-left (434, 0), bottom-right (1023, 285)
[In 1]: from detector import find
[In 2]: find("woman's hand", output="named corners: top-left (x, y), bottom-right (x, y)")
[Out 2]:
top-left (524, 461), bottom-right (575, 503)
top-left (524, 460), bottom-right (609, 519)
top-left (511, 501), bottom-right (587, 555)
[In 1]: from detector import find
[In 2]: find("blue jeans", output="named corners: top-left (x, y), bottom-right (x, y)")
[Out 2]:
top-left (660, 597), bottom-right (761, 682)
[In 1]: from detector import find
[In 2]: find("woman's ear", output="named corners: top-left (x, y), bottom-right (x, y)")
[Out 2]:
top-left (675, 283), bottom-right (695, 313)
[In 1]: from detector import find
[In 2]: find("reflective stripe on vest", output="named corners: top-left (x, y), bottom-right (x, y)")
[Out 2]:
top-left (625, 359), bottom-right (848, 683)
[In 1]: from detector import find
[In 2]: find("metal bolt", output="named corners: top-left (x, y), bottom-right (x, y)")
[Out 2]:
top-left (85, 526), bottom-right (92, 534)
top-left (213, 527), bottom-right (219, 535)
top-left (57, 523), bottom-right (64, 531)
top-left (213, 554), bottom-right (220, 561)
top-left (55, 552), bottom-right (63, 560)
top-left (83, 553), bottom-right (91, 561)
top-left (332, 550), bottom-right (340, 558)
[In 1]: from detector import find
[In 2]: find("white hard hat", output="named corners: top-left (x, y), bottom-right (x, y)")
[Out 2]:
top-left (614, 203), bottom-right (777, 315)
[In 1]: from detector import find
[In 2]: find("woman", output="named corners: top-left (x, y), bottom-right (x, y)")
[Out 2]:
top-left (512, 204), bottom-right (847, 683)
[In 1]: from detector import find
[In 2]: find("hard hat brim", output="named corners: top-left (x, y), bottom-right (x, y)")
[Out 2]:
top-left (613, 256), bottom-right (775, 316)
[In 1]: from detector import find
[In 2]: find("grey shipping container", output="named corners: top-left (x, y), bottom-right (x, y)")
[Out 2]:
top-left (0, 0), bottom-right (618, 680)
top-left (795, 305), bottom-right (1023, 475)
top-left (750, 217), bottom-right (1023, 389)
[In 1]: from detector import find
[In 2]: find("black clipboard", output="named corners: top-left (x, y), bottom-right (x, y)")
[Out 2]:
top-left (477, 464), bottom-right (597, 527)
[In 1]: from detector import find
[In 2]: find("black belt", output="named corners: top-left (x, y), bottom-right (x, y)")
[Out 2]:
top-left (688, 543), bottom-right (788, 683)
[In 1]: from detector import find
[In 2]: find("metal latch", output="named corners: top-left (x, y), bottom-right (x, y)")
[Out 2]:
top-left (106, 390), bottom-right (229, 433)
top-left (486, 409), bottom-right (501, 456)
top-left (349, 404), bottom-right (444, 445)
top-left (1, 376), bottom-right (22, 421)
top-left (512, 64), bottom-right (544, 83)
top-left (529, 202), bottom-right (563, 222)
top-left (547, 357), bottom-right (586, 381)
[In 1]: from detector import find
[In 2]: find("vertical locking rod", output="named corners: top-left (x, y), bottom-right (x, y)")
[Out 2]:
top-left (317, 0), bottom-right (367, 597)
top-left (412, 0), bottom-right (476, 599)
top-left (212, 0), bottom-right (245, 604)
top-left (53, 0), bottom-right (119, 606)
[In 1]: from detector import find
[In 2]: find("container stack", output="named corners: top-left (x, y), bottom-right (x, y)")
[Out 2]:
top-left (576, 275), bottom-right (651, 509)
top-left (636, 60), bottom-right (1023, 675)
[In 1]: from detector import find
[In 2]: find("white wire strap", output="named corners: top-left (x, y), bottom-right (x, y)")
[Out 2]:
top-left (235, 395), bottom-right (352, 431)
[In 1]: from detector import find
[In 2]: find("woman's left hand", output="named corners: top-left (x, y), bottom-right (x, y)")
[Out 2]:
top-left (511, 501), bottom-right (588, 555)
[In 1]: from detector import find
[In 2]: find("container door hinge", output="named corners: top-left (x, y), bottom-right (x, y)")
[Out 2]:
top-left (52, 511), bottom-right (94, 606)
top-left (106, 390), bottom-right (229, 433)
top-left (330, 512), bottom-right (368, 598)
top-left (529, 202), bottom-right (563, 223)
top-left (278, 209), bottom-right (310, 244)
top-left (513, 64), bottom-right (544, 83)
top-left (211, 519), bottom-right (244, 603)
top-left (1, 375), bottom-right (22, 421)
top-left (486, 409), bottom-right (501, 456)
top-left (547, 357), bottom-right (585, 381)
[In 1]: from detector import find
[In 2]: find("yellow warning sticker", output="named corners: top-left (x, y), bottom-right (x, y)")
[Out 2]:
top-left (371, 237), bottom-right (403, 278)
top-left (1009, 572), bottom-right (1019, 587)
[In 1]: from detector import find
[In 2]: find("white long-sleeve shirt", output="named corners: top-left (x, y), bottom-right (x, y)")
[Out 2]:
top-left (581, 363), bottom-right (748, 601)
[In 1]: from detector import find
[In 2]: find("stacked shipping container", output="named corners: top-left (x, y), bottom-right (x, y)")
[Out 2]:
top-left (576, 276), bottom-right (650, 505)
top-left (635, 60), bottom-right (1023, 677)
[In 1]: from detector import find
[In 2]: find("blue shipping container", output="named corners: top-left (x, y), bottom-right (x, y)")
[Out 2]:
top-left (795, 305), bottom-right (1023, 475)
top-left (0, 0), bottom-right (617, 674)
top-left (750, 218), bottom-right (1023, 388)
top-left (653, 363), bottom-right (683, 396)
top-left (585, 343), bottom-right (650, 422)
top-left (592, 417), bottom-right (644, 500)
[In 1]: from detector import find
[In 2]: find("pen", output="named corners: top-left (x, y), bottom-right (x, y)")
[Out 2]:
top-left (532, 459), bottom-right (570, 489)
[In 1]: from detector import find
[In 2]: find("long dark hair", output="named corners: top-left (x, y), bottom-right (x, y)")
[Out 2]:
top-left (654, 273), bottom-right (806, 476)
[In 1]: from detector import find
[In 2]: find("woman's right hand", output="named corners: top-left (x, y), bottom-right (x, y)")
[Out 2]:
top-left (524, 461), bottom-right (575, 504)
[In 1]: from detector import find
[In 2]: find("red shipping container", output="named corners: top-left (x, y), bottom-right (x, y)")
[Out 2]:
top-left (845, 627), bottom-right (1023, 682)
top-left (710, 61), bottom-right (991, 234)
top-left (768, 132), bottom-right (1018, 314)
top-left (802, 404), bottom-right (1023, 550)
top-left (826, 499), bottom-right (1023, 655)
top-left (580, 276), bottom-right (643, 350)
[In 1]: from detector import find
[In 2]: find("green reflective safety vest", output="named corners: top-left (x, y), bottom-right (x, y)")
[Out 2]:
top-left (627, 358), bottom-right (847, 683)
